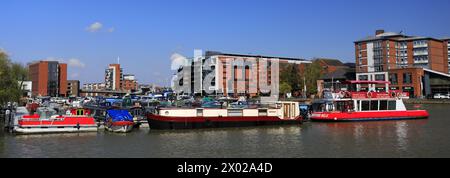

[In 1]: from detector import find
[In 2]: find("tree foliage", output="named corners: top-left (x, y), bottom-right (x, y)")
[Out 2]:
top-left (279, 61), bottom-right (324, 97)
top-left (302, 60), bottom-right (324, 95)
top-left (0, 51), bottom-right (29, 105)
top-left (280, 63), bottom-right (302, 92)
top-left (279, 82), bottom-right (292, 96)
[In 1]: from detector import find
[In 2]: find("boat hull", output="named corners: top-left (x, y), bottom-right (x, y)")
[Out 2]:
top-left (15, 116), bottom-right (98, 134)
top-left (13, 126), bottom-right (98, 134)
top-left (104, 121), bottom-right (134, 133)
top-left (310, 110), bottom-right (429, 122)
top-left (146, 114), bottom-right (302, 130)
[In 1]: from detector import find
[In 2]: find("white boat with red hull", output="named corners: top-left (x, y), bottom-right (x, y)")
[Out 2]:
top-left (13, 108), bottom-right (98, 134)
top-left (311, 80), bottom-right (429, 122)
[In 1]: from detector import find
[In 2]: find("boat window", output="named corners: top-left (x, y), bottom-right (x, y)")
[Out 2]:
top-left (388, 101), bottom-right (396, 110)
top-left (370, 100), bottom-right (378, 110)
top-left (379, 100), bottom-right (388, 110)
top-left (336, 102), bottom-right (344, 112)
top-left (228, 109), bottom-right (243, 117)
top-left (197, 109), bottom-right (203, 117)
top-left (361, 101), bottom-right (370, 111)
top-left (258, 109), bottom-right (268, 116)
top-left (77, 109), bottom-right (84, 115)
top-left (326, 103), bottom-right (334, 112)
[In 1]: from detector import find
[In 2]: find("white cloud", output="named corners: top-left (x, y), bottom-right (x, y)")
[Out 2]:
top-left (86, 22), bottom-right (103, 32)
top-left (71, 73), bottom-right (80, 78)
top-left (107, 27), bottom-right (115, 33)
top-left (170, 53), bottom-right (187, 70)
top-left (43, 57), bottom-right (64, 62)
top-left (67, 58), bottom-right (86, 68)
top-left (43, 57), bottom-right (85, 68)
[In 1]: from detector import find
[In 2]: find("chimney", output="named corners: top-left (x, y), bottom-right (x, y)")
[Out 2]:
top-left (376, 29), bottom-right (385, 36)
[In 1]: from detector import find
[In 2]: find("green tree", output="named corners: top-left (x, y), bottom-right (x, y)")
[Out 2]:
top-left (0, 51), bottom-right (29, 105)
top-left (279, 82), bottom-right (292, 97)
top-left (12, 62), bottom-right (29, 97)
top-left (280, 63), bottom-right (302, 92)
top-left (302, 60), bottom-right (324, 96)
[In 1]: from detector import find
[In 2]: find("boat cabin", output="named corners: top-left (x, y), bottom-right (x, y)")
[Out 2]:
top-left (317, 80), bottom-right (409, 112)
top-left (67, 108), bottom-right (92, 116)
top-left (156, 101), bottom-right (300, 120)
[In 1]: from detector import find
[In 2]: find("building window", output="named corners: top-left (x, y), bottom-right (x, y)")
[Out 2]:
top-left (358, 75), bottom-right (368, 81)
top-left (403, 73), bottom-right (412, 84)
top-left (413, 40), bottom-right (428, 48)
top-left (375, 74), bottom-right (385, 81)
top-left (389, 74), bottom-right (398, 85)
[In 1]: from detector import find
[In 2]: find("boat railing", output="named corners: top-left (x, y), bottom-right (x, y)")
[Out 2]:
top-left (326, 90), bottom-right (410, 100)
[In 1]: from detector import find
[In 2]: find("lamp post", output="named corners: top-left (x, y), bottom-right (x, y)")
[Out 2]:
top-left (303, 76), bottom-right (306, 99)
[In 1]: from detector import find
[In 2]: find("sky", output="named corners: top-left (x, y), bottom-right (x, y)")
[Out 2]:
top-left (1, 0), bottom-right (450, 86)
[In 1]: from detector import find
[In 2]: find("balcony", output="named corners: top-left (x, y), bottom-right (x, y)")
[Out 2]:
top-left (413, 44), bottom-right (428, 48)
top-left (414, 60), bottom-right (429, 64)
top-left (414, 51), bottom-right (428, 56)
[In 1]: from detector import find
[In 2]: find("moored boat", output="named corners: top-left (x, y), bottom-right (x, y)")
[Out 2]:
top-left (13, 107), bottom-right (98, 134)
top-left (310, 80), bottom-right (429, 122)
top-left (146, 101), bottom-right (303, 130)
top-left (104, 109), bottom-right (134, 133)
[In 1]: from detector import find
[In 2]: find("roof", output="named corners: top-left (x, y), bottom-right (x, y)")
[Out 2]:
top-left (355, 32), bottom-right (405, 43)
top-left (315, 58), bottom-right (345, 66)
top-left (355, 32), bottom-right (445, 43)
top-left (423, 68), bottom-right (450, 78)
top-left (321, 67), bottom-right (356, 80)
top-left (205, 51), bottom-right (308, 62)
top-left (398, 36), bottom-right (443, 41)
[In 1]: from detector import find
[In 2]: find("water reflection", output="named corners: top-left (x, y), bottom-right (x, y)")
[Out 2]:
top-left (395, 122), bottom-right (408, 151)
top-left (2, 104), bottom-right (450, 158)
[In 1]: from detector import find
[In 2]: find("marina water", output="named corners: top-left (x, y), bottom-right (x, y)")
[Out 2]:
top-left (1, 104), bottom-right (450, 158)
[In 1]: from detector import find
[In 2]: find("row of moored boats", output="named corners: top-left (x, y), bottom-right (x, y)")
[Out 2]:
top-left (5, 80), bottom-right (430, 134)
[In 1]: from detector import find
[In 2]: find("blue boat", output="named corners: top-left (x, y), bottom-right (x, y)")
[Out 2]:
top-left (104, 109), bottom-right (134, 133)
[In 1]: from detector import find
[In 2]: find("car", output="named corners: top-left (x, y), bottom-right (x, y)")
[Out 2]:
top-left (433, 93), bottom-right (450, 99)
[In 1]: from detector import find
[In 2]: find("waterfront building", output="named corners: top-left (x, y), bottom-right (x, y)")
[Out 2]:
top-left (18, 81), bottom-right (32, 97)
top-left (82, 83), bottom-right (106, 97)
top-left (67, 80), bottom-right (80, 97)
top-left (444, 38), bottom-right (450, 74)
top-left (105, 64), bottom-right (123, 91)
top-left (355, 30), bottom-right (450, 97)
top-left (315, 59), bottom-right (356, 97)
top-left (138, 84), bottom-right (157, 94)
top-left (122, 74), bottom-right (138, 91)
top-left (173, 51), bottom-right (311, 97)
top-left (315, 58), bottom-right (351, 74)
top-left (28, 61), bottom-right (67, 97)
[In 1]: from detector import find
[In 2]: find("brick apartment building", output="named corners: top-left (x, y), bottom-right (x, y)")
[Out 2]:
top-left (28, 61), bottom-right (67, 97)
top-left (82, 63), bottom-right (138, 96)
top-left (105, 64), bottom-right (123, 91)
top-left (173, 51), bottom-right (311, 97)
top-left (122, 74), bottom-right (138, 91)
top-left (67, 80), bottom-right (80, 97)
top-left (355, 30), bottom-right (450, 97)
top-left (316, 58), bottom-right (356, 97)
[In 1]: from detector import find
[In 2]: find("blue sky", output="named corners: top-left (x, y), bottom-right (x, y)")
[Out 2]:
top-left (1, 0), bottom-right (450, 86)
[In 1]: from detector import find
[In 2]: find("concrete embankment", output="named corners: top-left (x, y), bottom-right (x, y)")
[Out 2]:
top-left (404, 99), bottom-right (450, 104)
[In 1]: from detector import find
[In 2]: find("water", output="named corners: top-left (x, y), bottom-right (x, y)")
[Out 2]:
top-left (1, 104), bottom-right (450, 158)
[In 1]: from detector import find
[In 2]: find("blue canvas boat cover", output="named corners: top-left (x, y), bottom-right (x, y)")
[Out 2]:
top-left (106, 109), bottom-right (133, 122)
